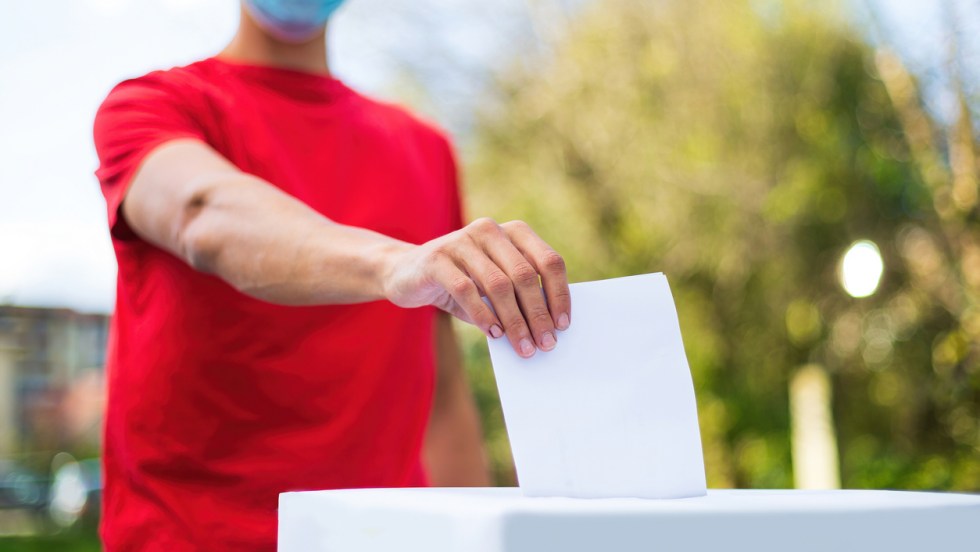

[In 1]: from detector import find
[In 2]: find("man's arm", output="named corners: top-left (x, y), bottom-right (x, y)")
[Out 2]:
top-left (123, 139), bottom-right (571, 357)
top-left (424, 313), bottom-right (491, 486)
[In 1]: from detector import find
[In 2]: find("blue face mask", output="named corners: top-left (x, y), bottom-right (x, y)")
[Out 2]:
top-left (244, 0), bottom-right (347, 43)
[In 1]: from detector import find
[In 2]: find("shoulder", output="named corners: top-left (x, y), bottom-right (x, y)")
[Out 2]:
top-left (97, 60), bottom-right (217, 115)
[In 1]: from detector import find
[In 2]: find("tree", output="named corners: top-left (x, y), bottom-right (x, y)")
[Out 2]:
top-left (462, 0), bottom-right (979, 489)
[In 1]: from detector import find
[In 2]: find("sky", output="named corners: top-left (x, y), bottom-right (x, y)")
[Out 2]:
top-left (0, 0), bottom-right (974, 314)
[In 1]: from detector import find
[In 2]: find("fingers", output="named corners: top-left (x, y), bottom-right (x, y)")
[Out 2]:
top-left (452, 235), bottom-right (539, 358)
top-left (469, 219), bottom-right (558, 356)
top-left (427, 217), bottom-right (570, 359)
top-left (430, 252), bottom-right (503, 339)
top-left (500, 220), bottom-right (571, 331)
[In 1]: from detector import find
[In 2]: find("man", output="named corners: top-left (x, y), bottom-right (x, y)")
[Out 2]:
top-left (92, 0), bottom-right (570, 549)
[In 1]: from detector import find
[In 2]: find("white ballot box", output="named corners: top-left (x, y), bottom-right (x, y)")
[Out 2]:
top-left (278, 487), bottom-right (980, 552)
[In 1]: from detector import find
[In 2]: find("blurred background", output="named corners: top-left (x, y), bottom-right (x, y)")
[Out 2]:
top-left (1, 0), bottom-right (978, 549)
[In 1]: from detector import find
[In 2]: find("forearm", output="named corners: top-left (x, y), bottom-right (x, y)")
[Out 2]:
top-left (124, 139), bottom-right (409, 305)
top-left (177, 172), bottom-right (408, 305)
top-left (424, 313), bottom-right (491, 486)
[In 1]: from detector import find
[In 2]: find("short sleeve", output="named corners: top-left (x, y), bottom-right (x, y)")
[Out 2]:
top-left (93, 73), bottom-right (207, 239)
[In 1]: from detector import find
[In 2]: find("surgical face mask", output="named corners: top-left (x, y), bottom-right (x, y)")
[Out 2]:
top-left (243, 0), bottom-right (347, 43)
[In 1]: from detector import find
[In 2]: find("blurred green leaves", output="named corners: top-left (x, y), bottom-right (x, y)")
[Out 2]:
top-left (462, 0), bottom-right (979, 490)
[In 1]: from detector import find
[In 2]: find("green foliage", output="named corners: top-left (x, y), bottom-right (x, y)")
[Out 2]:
top-left (463, 0), bottom-right (980, 489)
top-left (0, 528), bottom-right (101, 552)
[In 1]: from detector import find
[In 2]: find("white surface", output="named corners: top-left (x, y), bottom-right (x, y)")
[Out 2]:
top-left (486, 273), bottom-right (706, 499)
top-left (278, 487), bottom-right (980, 552)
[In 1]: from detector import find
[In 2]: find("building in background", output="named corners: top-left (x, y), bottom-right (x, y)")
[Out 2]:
top-left (0, 307), bottom-right (108, 459)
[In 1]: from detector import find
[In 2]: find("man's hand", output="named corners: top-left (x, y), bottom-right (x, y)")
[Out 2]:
top-left (382, 218), bottom-right (571, 358)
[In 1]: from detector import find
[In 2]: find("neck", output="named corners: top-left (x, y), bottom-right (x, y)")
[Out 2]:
top-left (219, 6), bottom-right (330, 75)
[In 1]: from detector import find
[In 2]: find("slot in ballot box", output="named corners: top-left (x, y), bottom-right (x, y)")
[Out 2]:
top-left (278, 487), bottom-right (980, 552)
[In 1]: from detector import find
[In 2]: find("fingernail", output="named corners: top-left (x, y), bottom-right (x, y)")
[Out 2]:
top-left (557, 313), bottom-right (570, 330)
top-left (519, 338), bottom-right (535, 357)
top-left (489, 324), bottom-right (503, 338)
top-left (540, 332), bottom-right (556, 351)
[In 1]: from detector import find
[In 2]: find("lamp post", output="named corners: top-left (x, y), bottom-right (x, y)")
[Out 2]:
top-left (790, 240), bottom-right (884, 489)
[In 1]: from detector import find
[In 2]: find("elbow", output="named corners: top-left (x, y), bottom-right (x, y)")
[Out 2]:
top-left (175, 187), bottom-right (223, 274)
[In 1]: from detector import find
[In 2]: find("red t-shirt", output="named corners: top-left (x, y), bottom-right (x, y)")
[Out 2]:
top-left (93, 57), bottom-right (463, 551)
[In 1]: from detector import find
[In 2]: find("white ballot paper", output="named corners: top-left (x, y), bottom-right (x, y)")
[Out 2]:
top-left (487, 273), bottom-right (706, 499)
